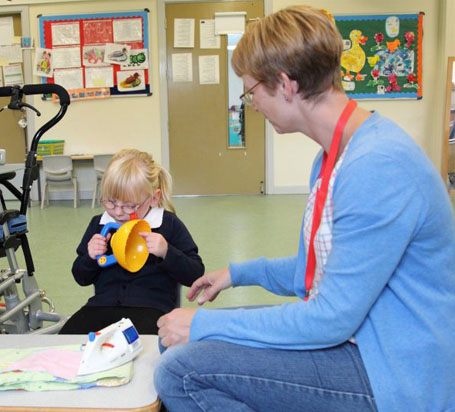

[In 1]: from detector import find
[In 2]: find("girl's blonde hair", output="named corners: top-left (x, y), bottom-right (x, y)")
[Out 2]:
top-left (101, 149), bottom-right (175, 213)
top-left (231, 5), bottom-right (344, 100)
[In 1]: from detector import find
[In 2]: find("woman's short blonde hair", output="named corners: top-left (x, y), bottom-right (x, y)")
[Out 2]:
top-left (231, 5), bottom-right (344, 100)
top-left (101, 149), bottom-right (175, 213)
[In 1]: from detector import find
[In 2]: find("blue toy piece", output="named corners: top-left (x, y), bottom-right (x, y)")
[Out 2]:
top-left (96, 222), bottom-right (121, 268)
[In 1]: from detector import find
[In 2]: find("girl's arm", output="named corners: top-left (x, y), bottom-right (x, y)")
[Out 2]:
top-left (158, 215), bottom-right (205, 286)
top-left (71, 216), bottom-right (103, 286)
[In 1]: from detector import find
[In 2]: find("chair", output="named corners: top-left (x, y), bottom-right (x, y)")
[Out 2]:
top-left (92, 154), bottom-right (113, 208)
top-left (41, 155), bottom-right (78, 209)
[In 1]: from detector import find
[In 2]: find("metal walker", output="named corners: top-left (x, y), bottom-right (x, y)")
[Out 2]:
top-left (0, 84), bottom-right (70, 334)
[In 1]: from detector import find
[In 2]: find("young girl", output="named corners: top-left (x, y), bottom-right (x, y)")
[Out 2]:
top-left (59, 149), bottom-right (204, 335)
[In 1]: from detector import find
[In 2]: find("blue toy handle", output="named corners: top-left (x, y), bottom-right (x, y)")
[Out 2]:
top-left (97, 222), bottom-right (121, 268)
top-left (100, 222), bottom-right (121, 237)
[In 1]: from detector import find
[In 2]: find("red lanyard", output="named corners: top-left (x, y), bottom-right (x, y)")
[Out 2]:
top-left (304, 99), bottom-right (357, 301)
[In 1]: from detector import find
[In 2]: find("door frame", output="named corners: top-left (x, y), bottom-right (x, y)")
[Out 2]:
top-left (157, 0), bottom-right (275, 194)
top-left (0, 5), bottom-right (35, 153)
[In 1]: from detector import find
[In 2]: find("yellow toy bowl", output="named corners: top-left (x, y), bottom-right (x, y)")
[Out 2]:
top-left (97, 220), bottom-right (151, 273)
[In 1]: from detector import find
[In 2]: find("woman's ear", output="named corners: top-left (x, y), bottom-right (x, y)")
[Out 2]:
top-left (279, 72), bottom-right (299, 101)
top-left (151, 189), bottom-right (162, 207)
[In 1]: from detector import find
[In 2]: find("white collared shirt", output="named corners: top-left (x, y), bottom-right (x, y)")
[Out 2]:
top-left (99, 207), bottom-right (164, 229)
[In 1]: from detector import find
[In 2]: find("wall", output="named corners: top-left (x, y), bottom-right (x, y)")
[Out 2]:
top-left (271, 0), bottom-right (445, 193)
top-left (1, 0), bottom-right (453, 196)
top-left (21, 0), bottom-right (162, 199)
top-left (27, 0), bottom-right (162, 157)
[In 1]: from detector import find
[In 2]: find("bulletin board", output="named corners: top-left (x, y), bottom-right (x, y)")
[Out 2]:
top-left (334, 13), bottom-right (423, 99)
top-left (37, 10), bottom-right (151, 100)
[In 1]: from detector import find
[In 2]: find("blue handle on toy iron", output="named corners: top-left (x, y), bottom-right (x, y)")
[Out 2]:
top-left (96, 222), bottom-right (121, 268)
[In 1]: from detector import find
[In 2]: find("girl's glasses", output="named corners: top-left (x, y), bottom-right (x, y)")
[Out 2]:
top-left (239, 81), bottom-right (261, 106)
top-left (102, 197), bottom-right (149, 214)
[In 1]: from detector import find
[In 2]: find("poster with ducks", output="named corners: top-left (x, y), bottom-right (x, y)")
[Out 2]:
top-left (334, 13), bottom-right (423, 99)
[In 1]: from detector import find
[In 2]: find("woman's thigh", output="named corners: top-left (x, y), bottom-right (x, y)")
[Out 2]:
top-left (155, 340), bottom-right (378, 412)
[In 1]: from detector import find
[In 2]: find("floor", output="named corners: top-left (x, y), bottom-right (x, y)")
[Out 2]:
top-left (5, 195), bottom-right (307, 321)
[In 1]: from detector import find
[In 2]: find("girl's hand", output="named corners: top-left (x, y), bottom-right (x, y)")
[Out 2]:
top-left (186, 267), bottom-right (232, 305)
top-left (87, 233), bottom-right (111, 260)
top-left (139, 232), bottom-right (168, 258)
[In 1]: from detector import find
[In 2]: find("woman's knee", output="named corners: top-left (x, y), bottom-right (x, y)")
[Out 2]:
top-left (155, 342), bottom-right (202, 397)
top-left (155, 345), bottom-right (183, 395)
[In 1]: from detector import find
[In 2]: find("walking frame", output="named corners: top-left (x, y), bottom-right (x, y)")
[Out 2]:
top-left (0, 84), bottom-right (70, 334)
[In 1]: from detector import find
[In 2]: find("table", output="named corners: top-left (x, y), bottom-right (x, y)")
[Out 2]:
top-left (0, 334), bottom-right (161, 411)
top-left (0, 164), bottom-right (25, 174)
top-left (0, 164), bottom-right (25, 202)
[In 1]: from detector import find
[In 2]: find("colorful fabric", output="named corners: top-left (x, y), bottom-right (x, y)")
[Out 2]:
top-left (0, 345), bottom-right (132, 391)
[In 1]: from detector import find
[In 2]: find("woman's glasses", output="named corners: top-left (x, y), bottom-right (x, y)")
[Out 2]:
top-left (102, 197), bottom-right (149, 214)
top-left (239, 81), bottom-right (261, 106)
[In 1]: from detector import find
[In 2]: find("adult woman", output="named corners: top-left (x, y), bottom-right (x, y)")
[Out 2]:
top-left (155, 6), bottom-right (455, 412)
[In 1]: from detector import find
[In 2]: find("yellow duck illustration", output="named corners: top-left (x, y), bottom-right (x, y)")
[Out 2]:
top-left (341, 30), bottom-right (368, 81)
top-left (367, 55), bottom-right (380, 67)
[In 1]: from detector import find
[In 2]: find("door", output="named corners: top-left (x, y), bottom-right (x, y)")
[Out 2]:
top-left (0, 14), bottom-right (26, 164)
top-left (166, 1), bottom-right (265, 195)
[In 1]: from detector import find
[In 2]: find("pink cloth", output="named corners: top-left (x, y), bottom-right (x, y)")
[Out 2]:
top-left (7, 349), bottom-right (83, 379)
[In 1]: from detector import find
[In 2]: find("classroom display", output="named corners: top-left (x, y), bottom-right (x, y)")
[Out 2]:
top-left (37, 10), bottom-right (151, 99)
top-left (335, 13), bottom-right (423, 99)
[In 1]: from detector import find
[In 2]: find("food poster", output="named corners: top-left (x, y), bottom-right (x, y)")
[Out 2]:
top-left (117, 69), bottom-right (145, 91)
top-left (38, 11), bottom-right (151, 99)
top-left (334, 13), bottom-right (423, 99)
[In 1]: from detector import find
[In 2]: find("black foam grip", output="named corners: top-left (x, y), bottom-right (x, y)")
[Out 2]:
top-left (23, 84), bottom-right (70, 105)
top-left (0, 87), bottom-right (13, 97)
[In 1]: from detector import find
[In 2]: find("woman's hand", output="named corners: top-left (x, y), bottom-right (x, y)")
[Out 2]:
top-left (87, 233), bottom-right (111, 260)
top-left (139, 232), bottom-right (168, 258)
top-left (186, 267), bottom-right (232, 305)
top-left (157, 307), bottom-right (197, 348)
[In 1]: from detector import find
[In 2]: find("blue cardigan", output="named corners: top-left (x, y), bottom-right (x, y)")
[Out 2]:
top-left (190, 113), bottom-right (455, 412)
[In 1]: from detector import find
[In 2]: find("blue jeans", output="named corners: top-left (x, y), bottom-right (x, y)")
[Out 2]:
top-left (154, 340), bottom-right (378, 412)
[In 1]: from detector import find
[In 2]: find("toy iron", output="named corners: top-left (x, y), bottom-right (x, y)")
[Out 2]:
top-left (78, 318), bottom-right (143, 376)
